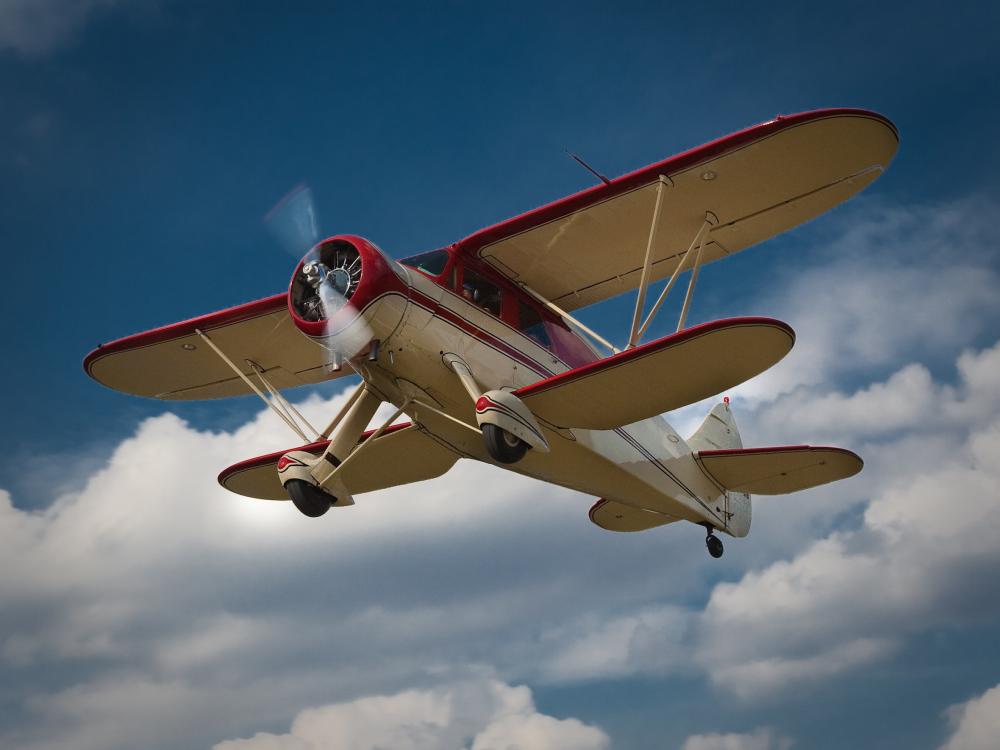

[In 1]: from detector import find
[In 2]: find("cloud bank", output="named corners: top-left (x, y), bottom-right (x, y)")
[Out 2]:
top-left (215, 677), bottom-right (609, 750)
top-left (1, 196), bottom-right (999, 748)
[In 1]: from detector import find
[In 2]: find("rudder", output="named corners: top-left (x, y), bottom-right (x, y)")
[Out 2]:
top-left (688, 401), bottom-right (752, 538)
top-left (687, 400), bottom-right (743, 452)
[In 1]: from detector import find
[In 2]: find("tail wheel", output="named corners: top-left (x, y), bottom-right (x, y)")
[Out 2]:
top-left (483, 423), bottom-right (529, 464)
top-left (706, 534), bottom-right (724, 559)
top-left (286, 479), bottom-right (336, 517)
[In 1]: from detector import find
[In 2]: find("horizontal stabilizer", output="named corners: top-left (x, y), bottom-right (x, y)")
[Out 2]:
top-left (588, 498), bottom-right (679, 532)
top-left (516, 317), bottom-right (794, 430)
top-left (695, 445), bottom-right (862, 495)
top-left (219, 423), bottom-right (458, 500)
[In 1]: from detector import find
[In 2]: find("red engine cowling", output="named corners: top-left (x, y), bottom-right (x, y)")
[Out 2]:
top-left (287, 235), bottom-right (409, 348)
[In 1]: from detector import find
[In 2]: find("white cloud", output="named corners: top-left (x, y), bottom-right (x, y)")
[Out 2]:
top-left (730, 197), bottom-right (1000, 403)
top-left (681, 727), bottom-right (792, 750)
top-left (939, 682), bottom-right (1000, 750)
top-left (0, 0), bottom-right (123, 57)
top-left (693, 342), bottom-right (1000, 699)
top-left (3, 194), bottom-right (1000, 747)
top-left (213, 678), bottom-right (609, 750)
top-left (539, 606), bottom-right (691, 683)
top-left (0, 387), bottom-right (666, 750)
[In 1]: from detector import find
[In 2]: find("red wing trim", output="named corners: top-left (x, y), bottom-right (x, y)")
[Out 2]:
top-left (514, 316), bottom-right (794, 399)
top-left (83, 292), bottom-right (288, 375)
top-left (457, 108), bottom-right (897, 258)
top-left (217, 422), bottom-right (413, 485)
top-left (697, 445), bottom-right (862, 463)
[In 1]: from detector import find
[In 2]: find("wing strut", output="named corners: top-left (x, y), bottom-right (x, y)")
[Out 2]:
top-left (195, 328), bottom-right (319, 442)
top-left (628, 209), bottom-right (718, 347)
top-left (627, 175), bottom-right (670, 348)
top-left (247, 361), bottom-right (321, 439)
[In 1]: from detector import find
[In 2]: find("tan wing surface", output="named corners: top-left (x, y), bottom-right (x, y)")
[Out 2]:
top-left (84, 293), bottom-right (349, 400)
top-left (458, 109), bottom-right (898, 311)
top-left (219, 423), bottom-right (459, 500)
top-left (515, 317), bottom-right (794, 430)
top-left (588, 498), bottom-right (678, 532)
top-left (695, 445), bottom-right (863, 495)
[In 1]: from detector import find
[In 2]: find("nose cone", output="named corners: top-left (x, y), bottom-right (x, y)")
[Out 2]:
top-left (288, 235), bottom-right (410, 351)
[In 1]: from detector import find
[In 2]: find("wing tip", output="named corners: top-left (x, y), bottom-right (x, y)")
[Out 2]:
top-left (82, 292), bottom-right (289, 374)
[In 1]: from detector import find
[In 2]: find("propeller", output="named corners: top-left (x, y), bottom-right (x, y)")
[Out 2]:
top-left (264, 184), bottom-right (373, 363)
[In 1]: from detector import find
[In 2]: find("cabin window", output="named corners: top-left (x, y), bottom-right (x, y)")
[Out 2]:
top-left (461, 268), bottom-right (502, 317)
top-left (517, 301), bottom-right (552, 348)
top-left (545, 320), bottom-right (600, 367)
top-left (402, 249), bottom-right (450, 277)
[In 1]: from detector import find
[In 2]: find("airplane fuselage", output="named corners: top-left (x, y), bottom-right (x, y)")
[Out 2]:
top-left (333, 248), bottom-right (749, 538)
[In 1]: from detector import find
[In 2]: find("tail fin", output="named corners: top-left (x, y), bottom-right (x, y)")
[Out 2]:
top-left (688, 401), bottom-right (751, 538)
top-left (687, 401), bottom-right (743, 452)
top-left (687, 401), bottom-right (863, 539)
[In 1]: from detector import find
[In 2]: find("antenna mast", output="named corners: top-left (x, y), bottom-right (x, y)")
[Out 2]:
top-left (565, 150), bottom-right (611, 186)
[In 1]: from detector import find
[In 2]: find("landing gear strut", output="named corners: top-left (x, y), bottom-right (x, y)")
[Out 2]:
top-left (704, 525), bottom-right (724, 559)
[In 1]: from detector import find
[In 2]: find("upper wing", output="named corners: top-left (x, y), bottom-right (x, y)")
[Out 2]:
top-left (84, 293), bottom-right (350, 400)
top-left (515, 317), bottom-right (794, 430)
top-left (694, 445), bottom-right (863, 495)
top-left (457, 108), bottom-right (898, 311)
top-left (219, 423), bottom-right (459, 500)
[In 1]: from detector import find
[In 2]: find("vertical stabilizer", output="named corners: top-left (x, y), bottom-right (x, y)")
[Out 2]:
top-left (689, 401), bottom-right (751, 537)
top-left (687, 401), bottom-right (743, 452)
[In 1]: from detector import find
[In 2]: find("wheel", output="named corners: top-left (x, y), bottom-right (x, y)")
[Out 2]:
top-left (482, 423), bottom-right (529, 464)
top-left (706, 534), bottom-right (724, 559)
top-left (286, 479), bottom-right (335, 517)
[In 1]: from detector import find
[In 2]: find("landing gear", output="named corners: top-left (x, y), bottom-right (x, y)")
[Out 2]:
top-left (705, 527), bottom-right (724, 559)
top-left (483, 423), bottom-right (529, 464)
top-left (286, 479), bottom-right (336, 518)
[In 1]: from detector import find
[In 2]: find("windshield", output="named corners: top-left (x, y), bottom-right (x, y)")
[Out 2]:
top-left (400, 249), bottom-right (450, 277)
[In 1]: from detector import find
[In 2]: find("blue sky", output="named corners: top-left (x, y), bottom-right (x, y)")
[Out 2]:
top-left (2, 2), bottom-right (999, 749)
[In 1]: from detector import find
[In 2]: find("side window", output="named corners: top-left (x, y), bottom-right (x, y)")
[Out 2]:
top-left (518, 302), bottom-right (553, 349)
top-left (545, 320), bottom-right (600, 367)
top-left (462, 268), bottom-right (502, 317)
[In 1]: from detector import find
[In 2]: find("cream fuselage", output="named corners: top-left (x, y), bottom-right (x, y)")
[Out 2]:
top-left (327, 252), bottom-right (750, 538)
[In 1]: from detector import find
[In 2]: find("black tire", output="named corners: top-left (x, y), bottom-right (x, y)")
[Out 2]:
top-left (706, 534), bottom-right (724, 559)
top-left (482, 423), bottom-right (529, 464)
top-left (286, 479), bottom-right (335, 517)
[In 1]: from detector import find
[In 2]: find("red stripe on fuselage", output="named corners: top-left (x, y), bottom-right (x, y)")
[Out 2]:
top-left (406, 286), bottom-right (557, 378)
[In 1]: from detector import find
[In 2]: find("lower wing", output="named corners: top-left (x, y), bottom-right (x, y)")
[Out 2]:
top-left (219, 423), bottom-right (459, 500)
top-left (516, 317), bottom-right (794, 430)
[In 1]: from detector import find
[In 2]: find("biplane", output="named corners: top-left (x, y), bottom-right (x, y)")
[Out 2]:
top-left (84, 108), bottom-right (897, 558)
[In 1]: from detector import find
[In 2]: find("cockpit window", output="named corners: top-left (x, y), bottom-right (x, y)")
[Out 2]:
top-left (461, 268), bottom-right (502, 317)
top-left (401, 249), bottom-right (450, 277)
